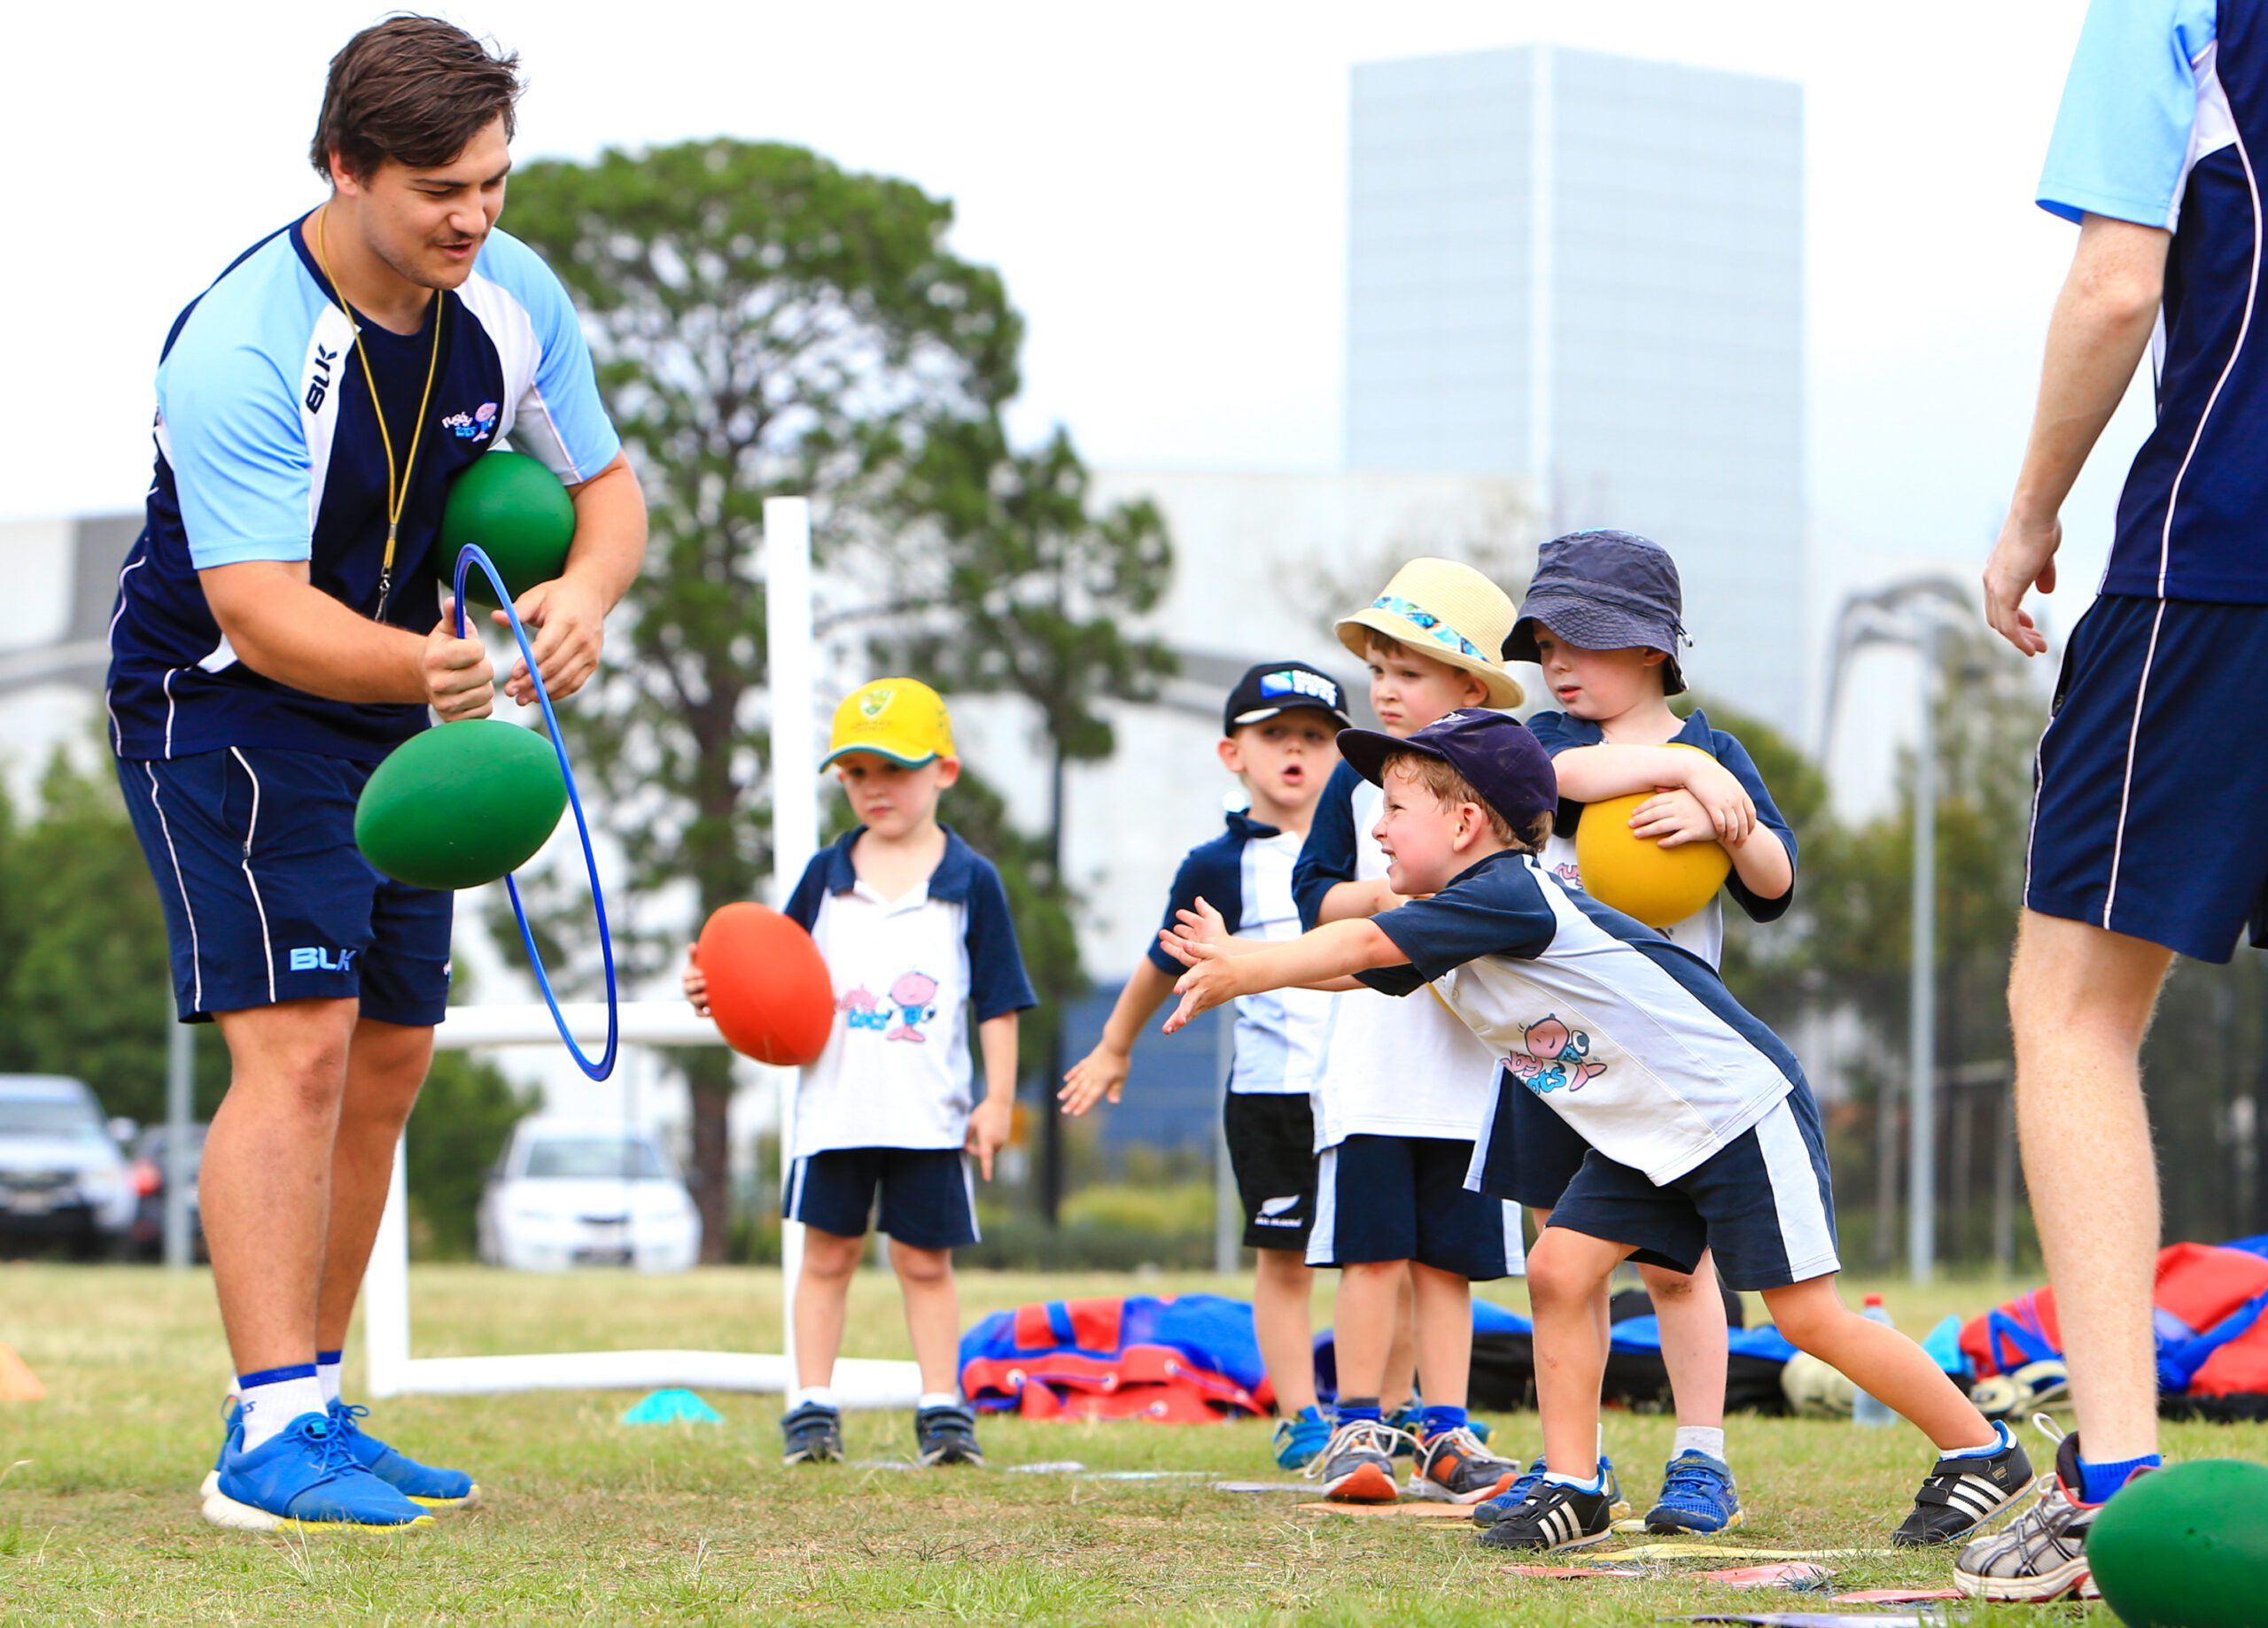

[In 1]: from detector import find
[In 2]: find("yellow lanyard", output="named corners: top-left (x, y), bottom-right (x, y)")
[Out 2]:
top-left (313, 205), bottom-right (443, 619)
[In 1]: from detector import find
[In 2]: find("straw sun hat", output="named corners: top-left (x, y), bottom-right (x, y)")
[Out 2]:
top-left (1333, 558), bottom-right (1525, 709)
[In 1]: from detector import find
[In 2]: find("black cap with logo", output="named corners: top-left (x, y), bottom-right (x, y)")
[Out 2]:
top-left (1223, 661), bottom-right (1354, 736)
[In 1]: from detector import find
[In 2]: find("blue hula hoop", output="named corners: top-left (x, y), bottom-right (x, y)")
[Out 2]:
top-left (454, 544), bottom-right (617, 1081)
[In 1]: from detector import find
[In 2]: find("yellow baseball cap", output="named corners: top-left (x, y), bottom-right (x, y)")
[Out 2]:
top-left (822, 678), bottom-right (957, 769)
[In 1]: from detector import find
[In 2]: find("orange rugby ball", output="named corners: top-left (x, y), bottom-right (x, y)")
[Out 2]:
top-left (695, 902), bottom-right (835, 1066)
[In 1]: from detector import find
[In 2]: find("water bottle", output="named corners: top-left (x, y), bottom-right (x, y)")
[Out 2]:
top-left (1852, 1294), bottom-right (1898, 1427)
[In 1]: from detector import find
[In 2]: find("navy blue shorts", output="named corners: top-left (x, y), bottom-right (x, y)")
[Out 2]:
top-left (1485, 1064), bottom-right (1597, 1212)
top-left (117, 748), bottom-right (454, 1025)
top-left (1546, 1095), bottom-right (1840, 1291)
top-left (2027, 593), bottom-right (2268, 962)
top-left (1307, 1134), bottom-right (1524, 1281)
top-left (784, 1146), bottom-right (978, 1250)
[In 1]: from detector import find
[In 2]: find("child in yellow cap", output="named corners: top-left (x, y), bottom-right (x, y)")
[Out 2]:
top-left (683, 678), bottom-right (1035, 1468)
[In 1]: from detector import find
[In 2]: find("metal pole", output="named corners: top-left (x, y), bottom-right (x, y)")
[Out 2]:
top-left (162, 1017), bottom-right (193, 1269)
top-left (764, 495), bottom-right (818, 1387)
top-left (1907, 620), bottom-right (1939, 1283)
top-left (1213, 1006), bottom-right (1239, 1276)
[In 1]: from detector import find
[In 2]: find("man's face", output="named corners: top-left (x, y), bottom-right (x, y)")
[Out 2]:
top-left (334, 115), bottom-right (511, 292)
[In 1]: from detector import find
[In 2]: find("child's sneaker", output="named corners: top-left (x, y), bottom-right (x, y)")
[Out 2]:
top-left (781, 1401), bottom-right (845, 1465)
top-left (1474, 1454), bottom-right (1631, 1527)
top-left (1473, 1475), bottom-right (1618, 1551)
top-left (1891, 1420), bottom-right (2033, 1546)
top-left (202, 1412), bottom-right (432, 1531)
top-left (1386, 1401), bottom-right (1490, 1454)
top-left (1410, 1425), bottom-right (1521, 1504)
top-left (1953, 1422), bottom-right (2107, 1602)
top-left (1644, 1450), bottom-right (1743, 1533)
top-left (1306, 1416), bottom-right (1410, 1503)
top-left (914, 1403), bottom-right (984, 1466)
top-left (327, 1402), bottom-right (480, 1510)
top-left (1271, 1406), bottom-right (1332, 1471)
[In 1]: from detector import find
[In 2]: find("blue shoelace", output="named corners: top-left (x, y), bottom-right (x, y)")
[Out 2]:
top-left (1658, 1457), bottom-right (1729, 1508)
top-left (285, 1415), bottom-right (361, 1479)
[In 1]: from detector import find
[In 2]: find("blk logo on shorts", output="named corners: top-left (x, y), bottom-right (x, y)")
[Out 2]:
top-left (288, 946), bottom-right (356, 973)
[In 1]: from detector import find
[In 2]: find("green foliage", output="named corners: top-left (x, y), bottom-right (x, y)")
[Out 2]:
top-left (406, 1053), bottom-right (532, 1261)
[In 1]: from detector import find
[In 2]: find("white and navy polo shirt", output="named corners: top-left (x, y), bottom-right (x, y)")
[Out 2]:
top-left (1293, 759), bottom-right (1506, 1150)
top-left (1358, 850), bottom-right (1806, 1187)
top-left (1146, 809), bottom-right (1331, 1096)
top-left (2041, 0), bottom-right (2268, 602)
top-left (106, 219), bottom-right (620, 763)
top-left (1526, 707), bottom-right (1798, 969)
top-left (781, 827), bottom-right (1038, 1159)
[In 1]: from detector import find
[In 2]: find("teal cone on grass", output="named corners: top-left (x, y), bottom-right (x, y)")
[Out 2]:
top-left (621, 1389), bottom-right (723, 1426)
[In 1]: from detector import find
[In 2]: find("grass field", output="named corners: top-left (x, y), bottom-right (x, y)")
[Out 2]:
top-left (3, 1263), bottom-right (2259, 1624)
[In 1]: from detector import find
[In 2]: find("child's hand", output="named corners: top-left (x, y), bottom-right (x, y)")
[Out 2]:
top-left (966, 1096), bottom-right (1012, 1180)
top-left (1059, 1045), bottom-right (1130, 1117)
top-left (1161, 941), bottom-right (1239, 1035)
top-left (1676, 758), bottom-right (1757, 845)
top-left (681, 942), bottom-right (709, 1017)
top-left (1174, 895), bottom-right (1231, 948)
top-left (1627, 787), bottom-right (1723, 849)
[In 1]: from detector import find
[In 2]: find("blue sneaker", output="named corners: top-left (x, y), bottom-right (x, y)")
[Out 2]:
top-left (330, 1402), bottom-right (480, 1510)
top-left (202, 1412), bottom-right (432, 1531)
top-left (1645, 1450), bottom-right (1744, 1533)
top-left (1474, 1454), bottom-right (1633, 1528)
top-left (1272, 1407), bottom-right (1332, 1471)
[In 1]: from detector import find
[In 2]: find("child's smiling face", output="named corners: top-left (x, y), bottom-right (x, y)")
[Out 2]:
top-left (1369, 759), bottom-right (1473, 895)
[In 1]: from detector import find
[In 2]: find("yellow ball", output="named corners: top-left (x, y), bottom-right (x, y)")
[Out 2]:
top-left (1573, 762), bottom-right (1732, 929)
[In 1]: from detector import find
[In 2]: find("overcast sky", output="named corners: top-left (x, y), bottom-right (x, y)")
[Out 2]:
top-left (1, 0), bottom-right (2148, 602)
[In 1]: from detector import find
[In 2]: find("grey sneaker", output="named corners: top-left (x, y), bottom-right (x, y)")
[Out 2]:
top-left (1306, 1417), bottom-right (1411, 1503)
top-left (1410, 1426), bottom-right (1520, 1504)
top-left (1953, 1420), bottom-right (2109, 1602)
top-left (1892, 1419), bottom-right (2033, 1546)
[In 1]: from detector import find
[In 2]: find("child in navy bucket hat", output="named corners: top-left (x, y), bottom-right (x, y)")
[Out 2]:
top-left (1153, 709), bottom-right (2030, 1556)
top-left (1500, 528), bottom-right (1799, 1536)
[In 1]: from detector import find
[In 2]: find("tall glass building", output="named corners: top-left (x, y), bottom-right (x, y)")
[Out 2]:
top-left (1346, 45), bottom-right (1806, 730)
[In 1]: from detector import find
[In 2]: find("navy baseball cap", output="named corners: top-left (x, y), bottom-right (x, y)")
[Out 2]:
top-left (1224, 660), bottom-right (1353, 735)
top-left (1504, 529), bottom-right (1689, 695)
top-left (1336, 710), bottom-right (1557, 831)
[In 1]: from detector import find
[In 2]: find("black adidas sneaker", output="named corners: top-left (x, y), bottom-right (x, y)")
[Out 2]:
top-left (1891, 1421), bottom-right (2033, 1545)
top-left (1473, 1476), bottom-right (1618, 1551)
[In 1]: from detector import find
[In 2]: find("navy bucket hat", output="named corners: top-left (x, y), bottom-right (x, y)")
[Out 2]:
top-left (1503, 529), bottom-right (1689, 696)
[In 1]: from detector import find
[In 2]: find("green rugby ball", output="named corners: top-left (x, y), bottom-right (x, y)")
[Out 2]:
top-left (438, 449), bottom-right (576, 607)
top-left (354, 720), bottom-right (567, 890)
top-left (2090, 1458), bottom-right (2268, 1628)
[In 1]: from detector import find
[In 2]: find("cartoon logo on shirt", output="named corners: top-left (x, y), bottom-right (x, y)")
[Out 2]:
top-left (1551, 860), bottom-right (1584, 890)
top-left (441, 402), bottom-right (499, 441)
top-left (837, 973), bottom-right (941, 1042)
top-left (1505, 1014), bottom-right (1607, 1095)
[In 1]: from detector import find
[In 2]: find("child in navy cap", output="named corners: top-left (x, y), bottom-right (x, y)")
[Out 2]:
top-left (1156, 710), bottom-right (2031, 1555)
top-left (1496, 528), bottom-right (1798, 1535)
top-left (1060, 660), bottom-right (1349, 1471)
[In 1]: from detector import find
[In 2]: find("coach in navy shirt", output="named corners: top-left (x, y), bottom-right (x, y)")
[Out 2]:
top-left (1967, 0), bottom-right (2264, 1601)
top-left (106, 19), bottom-right (644, 1531)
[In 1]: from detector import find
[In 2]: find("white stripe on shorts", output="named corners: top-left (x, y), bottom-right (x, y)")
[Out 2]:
top-left (1499, 1198), bottom-right (1526, 1277)
top-left (786, 1157), bottom-right (809, 1222)
top-left (144, 764), bottom-right (203, 1012)
top-left (1753, 1101), bottom-right (1839, 1281)
top-left (1307, 1146), bottom-right (1340, 1268)
top-left (228, 748), bottom-right (276, 1004)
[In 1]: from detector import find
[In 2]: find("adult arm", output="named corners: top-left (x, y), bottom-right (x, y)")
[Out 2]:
top-left (495, 451), bottom-right (648, 706)
top-left (199, 562), bottom-right (493, 720)
top-left (1984, 215), bottom-right (2169, 655)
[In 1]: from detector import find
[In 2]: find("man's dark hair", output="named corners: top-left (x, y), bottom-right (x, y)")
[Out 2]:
top-left (310, 15), bottom-right (523, 182)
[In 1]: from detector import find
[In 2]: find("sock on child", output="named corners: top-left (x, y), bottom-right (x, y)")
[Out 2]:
top-left (236, 1363), bottom-right (324, 1453)
top-left (1337, 1396), bottom-right (1382, 1425)
top-left (789, 1386), bottom-right (839, 1414)
top-left (918, 1392), bottom-right (959, 1411)
top-left (1673, 1426), bottom-right (1726, 1462)
top-left (1420, 1404), bottom-right (1468, 1438)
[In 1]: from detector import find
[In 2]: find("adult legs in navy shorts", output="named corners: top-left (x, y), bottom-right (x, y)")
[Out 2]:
top-left (119, 748), bottom-right (452, 1412)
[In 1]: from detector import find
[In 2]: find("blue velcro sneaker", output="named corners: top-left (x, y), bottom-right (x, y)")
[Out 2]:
top-left (330, 1402), bottom-right (480, 1509)
top-left (202, 1412), bottom-right (433, 1532)
top-left (1272, 1406), bottom-right (1333, 1471)
top-left (1645, 1450), bottom-right (1744, 1533)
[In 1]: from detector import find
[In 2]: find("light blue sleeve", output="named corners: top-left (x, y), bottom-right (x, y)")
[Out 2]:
top-left (477, 229), bottom-right (621, 483)
top-left (158, 336), bottom-right (313, 570)
top-left (2039, 0), bottom-right (2217, 227)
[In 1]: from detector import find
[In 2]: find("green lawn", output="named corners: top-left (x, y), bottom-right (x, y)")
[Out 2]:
top-left (1, 1263), bottom-right (2256, 1624)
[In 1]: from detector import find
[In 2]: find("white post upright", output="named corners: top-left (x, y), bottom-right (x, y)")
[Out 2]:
top-left (364, 1136), bottom-right (412, 1397)
top-left (765, 495), bottom-right (819, 1387)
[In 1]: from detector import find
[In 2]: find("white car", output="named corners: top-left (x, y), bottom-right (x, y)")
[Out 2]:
top-left (0, 1075), bottom-right (136, 1259)
top-left (476, 1118), bottom-right (702, 1273)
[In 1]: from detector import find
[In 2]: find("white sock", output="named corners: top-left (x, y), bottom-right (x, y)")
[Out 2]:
top-left (316, 1349), bottom-right (344, 1407)
top-left (1946, 1420), bottom-right (2012, 1458)
top-left (1542, 1468), bottom-right (1604, 1493)
top-left (236, 1364), bottom-right (325, 1453)
top-left (789, 1385), bottom-right (838, 1413)
top-left (1674, 1426), bottom-right (1728, 1463)
top-left (919, 1392), bottom-right (960, 1411)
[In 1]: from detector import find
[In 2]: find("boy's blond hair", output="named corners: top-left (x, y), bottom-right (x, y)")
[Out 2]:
top-left (1384, 750), bottom-right (1552, 852)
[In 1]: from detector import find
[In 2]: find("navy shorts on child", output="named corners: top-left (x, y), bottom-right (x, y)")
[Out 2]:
top-left (1309, 1134), bottom-right (1525, 1280)
top-left (117, 747), bottom-right (453, 1023)
top-left (785, 1147), bottom-right (979, 1250)
top-left (2025, 593), bottom-right (2268, 962)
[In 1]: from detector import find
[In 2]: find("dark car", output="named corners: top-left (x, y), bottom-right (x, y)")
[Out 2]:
top-left (0, 1075), bottom-right (136, 1259)
top-left (128, 1122), bottom-right (208, 1260)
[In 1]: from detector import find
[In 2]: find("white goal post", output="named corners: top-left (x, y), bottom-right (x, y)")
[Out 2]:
top-left (359, 497), bottom-right (922, 1408)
